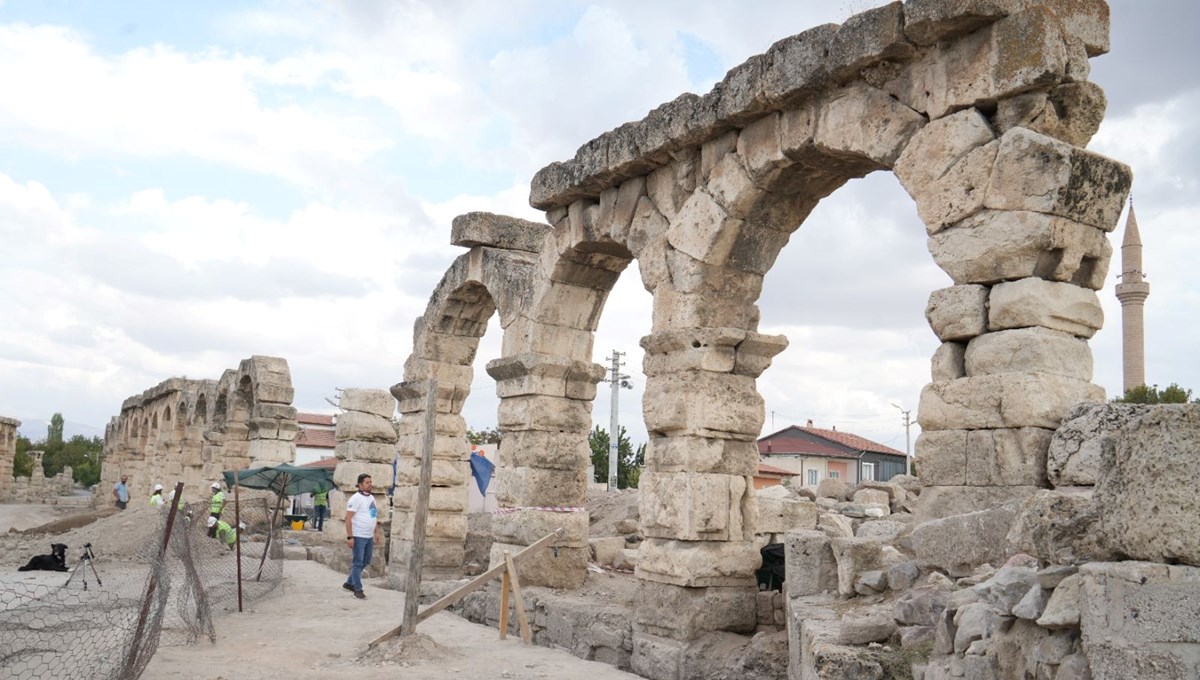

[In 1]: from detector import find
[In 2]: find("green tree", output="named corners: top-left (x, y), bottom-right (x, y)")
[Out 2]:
top-left (47, 412), bottom-right (65, 447)
top-left (1113, 383), bottom-right (1197, 404)
top-left (588, 425), bottom-right (644, 489)
top-left (13, 435), bottom-right (33, 477)
top-left (466, 426), bottom-right (502, 445)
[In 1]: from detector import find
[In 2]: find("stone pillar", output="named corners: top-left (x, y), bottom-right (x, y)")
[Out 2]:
top-left (895, 116), bottom-right (1131, 519)
top-left (485, 351), bottom-right (604, 589)
top-left (632, 290), bottom-right (788, 673)
top-left (388, 369), bottom-right (472, 583)
top-left (0, 416), bottom-right (19, 500)
top-left (331, 389), bottom-right (397, 577)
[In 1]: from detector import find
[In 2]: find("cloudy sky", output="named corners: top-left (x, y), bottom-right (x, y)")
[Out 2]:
top-left (1, 1), bottom-right (1196, 454)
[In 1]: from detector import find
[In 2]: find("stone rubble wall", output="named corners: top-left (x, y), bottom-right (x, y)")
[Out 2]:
top-left (3, 449), bottom-right (75, 504)
top-left (98, 355), bottom-right (297, 509)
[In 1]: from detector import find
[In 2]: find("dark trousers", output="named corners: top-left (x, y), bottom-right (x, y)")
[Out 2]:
top-left (314, 505), bottom-right (327, 531)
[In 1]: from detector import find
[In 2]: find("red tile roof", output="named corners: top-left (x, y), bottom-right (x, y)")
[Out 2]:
top-left (296, 427), bottom-right (336, 449)
top-left (757, 462), bottom-right (799, 477)
top-left (297, 412), bottom-right (335, 426)
top-left (758, 425), bottom-right (905, 459)
top-left (300, 456), bottom-right (337, 469)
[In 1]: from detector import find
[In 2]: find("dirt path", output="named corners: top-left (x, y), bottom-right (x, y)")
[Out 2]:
top-left (144, 559), bottom-right (642, 680)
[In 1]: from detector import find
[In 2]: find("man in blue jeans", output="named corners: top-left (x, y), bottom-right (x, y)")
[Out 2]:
top-left (343, 473), bottom-right (381, 599)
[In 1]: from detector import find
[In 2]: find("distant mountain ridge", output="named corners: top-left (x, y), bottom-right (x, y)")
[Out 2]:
top-left (17, 419), bottom-right (105, 442)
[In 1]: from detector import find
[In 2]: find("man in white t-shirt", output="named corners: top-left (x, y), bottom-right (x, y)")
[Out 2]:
top-left (343, 473), bottom-right (382, 599)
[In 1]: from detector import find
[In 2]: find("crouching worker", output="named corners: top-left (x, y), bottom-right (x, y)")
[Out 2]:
top-left (207, 516), bottom-right (241, 550)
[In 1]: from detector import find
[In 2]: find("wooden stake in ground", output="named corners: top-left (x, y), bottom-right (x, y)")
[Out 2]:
top-left (400, 379), bottom-right (438, 637)
top-left (504, 551), bottom-right (532, 643)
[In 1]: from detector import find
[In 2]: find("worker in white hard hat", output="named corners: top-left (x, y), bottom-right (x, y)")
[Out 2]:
top-left (149, 483), bottom-right (165, 509)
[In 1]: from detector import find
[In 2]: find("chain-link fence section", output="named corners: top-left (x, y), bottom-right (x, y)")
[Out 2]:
top-left (1, 493), bottom-right (285, 680)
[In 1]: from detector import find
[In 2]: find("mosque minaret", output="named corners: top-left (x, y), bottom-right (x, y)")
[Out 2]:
top-left (1114, 200), bottom-right (1150, 393)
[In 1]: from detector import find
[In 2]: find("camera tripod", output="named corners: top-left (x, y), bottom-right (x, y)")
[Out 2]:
top-left (77, 543), bottom-right (103, 590)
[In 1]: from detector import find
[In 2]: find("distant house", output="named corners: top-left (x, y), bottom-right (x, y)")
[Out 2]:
top-left (754, 461), bottom-right (800, 490)
top-left (295, 412), bottom-right (336, 466)
top-left (758, 422), bottom-right (908, 488)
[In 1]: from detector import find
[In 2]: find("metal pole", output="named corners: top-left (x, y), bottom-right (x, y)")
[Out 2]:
top-left (891, 403), bottom-right (912, 460)
top-left (608, 353), bottom-right (620, 492)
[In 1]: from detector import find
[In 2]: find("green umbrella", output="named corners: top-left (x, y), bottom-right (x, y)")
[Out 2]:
top-left (222, 464), bottom-right (334, 496)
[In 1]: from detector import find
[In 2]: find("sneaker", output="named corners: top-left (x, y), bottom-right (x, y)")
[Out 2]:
top-left (354, 590), bottom-right (366, 600)
top-left (342, 583), bottom-right (355, 592)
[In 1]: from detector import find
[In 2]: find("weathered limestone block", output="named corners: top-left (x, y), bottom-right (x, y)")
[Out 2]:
top-left (589, 536), bottom-right (626, 567)
top-left (926, 285), bottom-right (989, 342)
top-left (988, 277), bottom-right (1103, 338)
top-left (911, 503), bottom-right (1020, 576)
top-left (490, 508), bottom-right (589, 548)
top-left (814, 83), bottom-right (925, 167)
top-left (392, 379), bottom-right (470, 416)
top-left (911, 140), bottom-right (1000, 233)
top-left (706, 148), bottom-right (762, 221)
top-left (931, 341), bottom-right (966, 381)
top-left (1095, 405), bottom-right (1200, 566)
top-left (528, 281), bottom-right (608, 331)
top-left (391, 484), bottom-right (468, 513)
top-left (665, 189), bottom-right (743, 267)
top-left (597, 175), bottom-right (647, 247)
top-left (334, 440), bottom-right (396, 464)
top-left (1080, 562), bottom-right (1200, 680)
top-left (393, 509), bottom-right (467, 541)
top-left (965, 327), bottom-right (1093, 380)
top-left (995, 82), bottom-right (1107, 148)
top-left (450, 211), bottom-right (551, 253)
top-left (896, 108), bottom-right (994, 202)
top-left (634, 582), bottom-right (757, 640)
top-left (1048, 401), bottom-right (1144, 487)
top-left (399, 355), bottom-right (473, 391)
top-left (338, 388), bottom-right (396, 419)
top-left (785, 530), bottom-right (839, 597)
top-left (663, 246), bottom-right (766, 297)
top-left (840, 607), bottom-right (897, 645)
top-left (852, 488), bottom-right (891, 511)
top-left (394, 410), bottom-right (466, 438)
top-left (651, 289), bottom-right (760, 330)
top-left (919, 373), bottom-right (1104, 430)
top-left (736, 112), bottom-right (787, 185)
top-left (902, 0), bottom-right (1019, 46)
top-left (891, 8), bottom-right (1068, 120)
top-left (486, 353), bottom-right (605, 401)
top-left (917, 485), bottom-right (1041, 521)
top-left (1006, 488), bottom-right (1115, 565)
top-left (640, 471), bottom-right (752, 541)
top-left (390, 537), bottom-right (465, 570)
top-left (411, 328), bottom-right (483, 367)
top-left (631, 632), bottom-right (688, 680)
top-left (644, 436), bottom-right (758, 476)
top-left (929, 209), bottom-right (1112, 289)
top-left (246, 439), bottom-right (293, 465)
top-left (733, 332), bottom-right (789, 378)
top-left (497, 430), bottom-right (589, 471)
top-left (646, 160), bottom-right (692, 223)
top-left (830, 537), bottom-right (882, 597)
top-left (641, 327), bottom-right (744, 375)
top-left (759, 24), bottom-right (838, 110)
top-left (495, 465), bottom-right (587, 507)
top-left (497, 394), bottom-right (591, 433)
top-left (393, 457), bottom-right (468, 487)
top-left (642, 371), bottom-right (763, 438)
top-left (395, 432), bottom-right (469, 461)
top-left (986, 127), bottom-right (1132, 231)
top-left (827, 1), bottom-right (915, 82)
top-left (756, 490), bottom-right (818, 534)
top-left (490, 541), bottom-right (587, 589)
top-left (636, 538), bottom-right (760, 588)
top-left (501, 316), bottom-right (595, 361)
top-left (915, 427), bottom-right (1051, 487)
top-left (816, 478), bottom-right (850, 502)
top-left (1038, 573), bottom-right (1081, 629)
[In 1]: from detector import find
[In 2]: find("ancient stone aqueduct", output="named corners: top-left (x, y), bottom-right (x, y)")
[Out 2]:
top-left (11, 1), bottom-right (1192, 678)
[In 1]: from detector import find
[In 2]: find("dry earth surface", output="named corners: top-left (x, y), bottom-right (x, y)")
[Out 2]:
top-left (1, 501), bottom-right (643, 680)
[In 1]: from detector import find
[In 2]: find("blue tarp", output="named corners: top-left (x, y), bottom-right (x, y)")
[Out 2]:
top-left (469, 452), bottom-right (495, 495)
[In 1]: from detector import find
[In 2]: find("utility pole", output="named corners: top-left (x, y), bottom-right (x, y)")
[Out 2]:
top-left (891, 403), bottom-right (912, 460)
top-left (603, 351), bottom-right (632, 492)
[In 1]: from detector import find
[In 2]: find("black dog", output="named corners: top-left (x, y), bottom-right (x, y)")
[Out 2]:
top-left (17, 543), bottom-right (69, 572)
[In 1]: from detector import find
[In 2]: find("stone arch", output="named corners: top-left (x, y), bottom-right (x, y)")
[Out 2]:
top-left (484, 206), bottom-right (632, 588)
top-left (192, 394), bottom-right (208, 426)
top-left (518, 1), bottom-right (1129, 668)
top-left (389, 213), bottom-right (551, 582)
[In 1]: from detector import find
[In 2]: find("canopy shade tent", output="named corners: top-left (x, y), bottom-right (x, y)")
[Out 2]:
top-left (222, 464), bottom-right (335, 497)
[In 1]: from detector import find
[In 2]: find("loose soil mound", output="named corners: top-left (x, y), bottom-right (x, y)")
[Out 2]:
top-left (360, 632), bottom-right (463, 665)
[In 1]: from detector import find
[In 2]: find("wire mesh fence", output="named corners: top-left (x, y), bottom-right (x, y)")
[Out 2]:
top-left (1, 493), bottom-right (285, 680)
